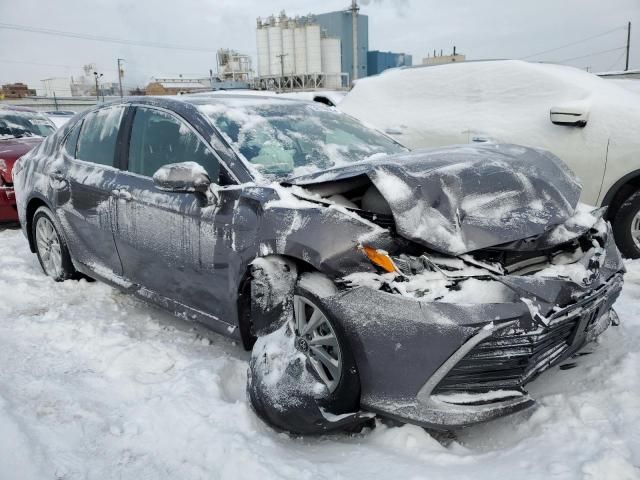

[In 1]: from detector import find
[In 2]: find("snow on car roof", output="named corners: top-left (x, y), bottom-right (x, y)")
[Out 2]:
top-left (339, 59), bottom-right (640, 155)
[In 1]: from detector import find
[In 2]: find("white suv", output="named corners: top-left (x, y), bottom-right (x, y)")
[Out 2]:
top-left (339, 60), bottom-right (640, 258)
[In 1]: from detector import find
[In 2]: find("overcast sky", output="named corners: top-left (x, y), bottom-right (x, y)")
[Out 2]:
top-left (0, 0), bottom-right (638, 90)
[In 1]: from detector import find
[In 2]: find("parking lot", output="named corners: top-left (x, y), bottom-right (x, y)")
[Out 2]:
top-left (1, 226), bottom-right (638, 479)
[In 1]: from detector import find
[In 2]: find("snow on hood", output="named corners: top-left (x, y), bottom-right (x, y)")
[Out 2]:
top-left (288, 143), bottom-right (582, 255)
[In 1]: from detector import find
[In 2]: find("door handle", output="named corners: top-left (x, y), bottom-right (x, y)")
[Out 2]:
top-left (111, 188), bottom-right (133, 202)
top-left (49, 170), bottom-right (68, 190)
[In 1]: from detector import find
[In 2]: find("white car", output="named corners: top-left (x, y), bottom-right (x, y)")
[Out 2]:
top-left (339, 60), bottom-right (640, 258)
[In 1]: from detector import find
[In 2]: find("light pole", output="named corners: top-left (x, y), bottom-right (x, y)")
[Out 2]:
top-left (117, 58), bottom-right (125, 98)
top-left (350, 0), bottom-right (359, 85)
top-left (93, 71), bottom-right (103, 102)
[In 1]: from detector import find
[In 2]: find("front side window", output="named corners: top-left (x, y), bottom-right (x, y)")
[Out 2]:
top-left (197, 99), bottom-right (406, 179)
top-left (128, 107), bottom-right (219, 180)
top-left (76, 106), bottom-right (125, 166)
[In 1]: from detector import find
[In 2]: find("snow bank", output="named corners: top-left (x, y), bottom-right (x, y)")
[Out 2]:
top-left (0, 228), bottom-right (639, 479)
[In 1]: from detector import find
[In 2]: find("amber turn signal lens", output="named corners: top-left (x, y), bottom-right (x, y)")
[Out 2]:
top-left (360, 245), bottom-right (397, 273)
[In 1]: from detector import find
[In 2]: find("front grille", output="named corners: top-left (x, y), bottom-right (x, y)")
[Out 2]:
top-left (433, 283), bottom-right (619, 394)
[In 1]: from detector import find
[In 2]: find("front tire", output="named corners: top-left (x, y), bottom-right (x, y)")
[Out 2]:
top-left (248, 271), bottom-right (362, 434)
top-left (32, 206), bottom-right (76, 281)
top-left (612, 190), bottom-right (640, 259)
top-left (293, 275), bottom-right (360, 414)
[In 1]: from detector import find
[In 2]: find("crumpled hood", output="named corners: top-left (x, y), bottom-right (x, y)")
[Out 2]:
top-left (289, 144), bottom-right (582, 255)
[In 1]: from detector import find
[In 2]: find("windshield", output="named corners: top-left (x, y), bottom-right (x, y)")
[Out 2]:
top-left (0, 111), bottom-right (56, 140)
top-left (197, 98), bottom-right (406, 179)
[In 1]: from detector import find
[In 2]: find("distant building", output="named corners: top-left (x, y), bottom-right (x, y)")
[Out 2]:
top-left (255, 12), bottom-right (346, 90)
top-left (145, 77), bottom-right (211, 96)
top-left (315, 9), bottom-right (368, 83)
top-left (422, 49), bottom-right (466, 66)
top-left (217, 49), bottom-right (252, 82)
top-left (367, 51), bottom-right (412, 76)
top-left (1, 82), bottom-right (36, 99)
top-left (40, 77), bottom-right (72, 97)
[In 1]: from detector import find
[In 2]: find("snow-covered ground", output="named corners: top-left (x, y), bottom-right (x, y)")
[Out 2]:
top-left (0, 227), bottom-right (638, 480)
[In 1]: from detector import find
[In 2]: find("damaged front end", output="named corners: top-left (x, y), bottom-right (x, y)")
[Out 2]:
top-left (316, 205), bottom-right (624, 429)
top-left (249, 144), bottom-right (625, 431)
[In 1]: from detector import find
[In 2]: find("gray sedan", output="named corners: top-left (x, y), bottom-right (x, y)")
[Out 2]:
top-left (12, 95), bottom-right (624, 434)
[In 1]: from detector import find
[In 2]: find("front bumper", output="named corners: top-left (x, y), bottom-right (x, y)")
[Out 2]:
top-left (0, 186), bottom-right (18, 223)
top-left (319, 233), bottom-right (625, 429)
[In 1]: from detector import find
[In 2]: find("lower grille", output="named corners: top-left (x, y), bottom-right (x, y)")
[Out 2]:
top-left (433, 284), bottom-right (619, 394)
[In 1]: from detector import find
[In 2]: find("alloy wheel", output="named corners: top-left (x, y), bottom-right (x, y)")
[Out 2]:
top-left (35, 216), bottom-right (63, 278)
top-left (292, 295), bottom-right (343, 393)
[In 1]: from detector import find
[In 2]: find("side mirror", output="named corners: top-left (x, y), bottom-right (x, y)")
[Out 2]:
top-left (550, 103), bottom-right (589, 127)
top-left (152, 162), bottom-right (211, 193)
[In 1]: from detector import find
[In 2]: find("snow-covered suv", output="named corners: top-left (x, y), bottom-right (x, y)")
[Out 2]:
top-left (339, 60), bottom-right (640, 258)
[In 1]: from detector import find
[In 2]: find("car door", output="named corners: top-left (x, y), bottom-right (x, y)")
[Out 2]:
top-left (54, 105), bottom-right (125, 277)
top-left (111, 105), bottom-right (231, 325)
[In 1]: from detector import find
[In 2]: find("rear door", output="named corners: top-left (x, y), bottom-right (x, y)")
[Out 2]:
top-left (111, 105), bottom-right (226, 320)
top-left (55, 106), bottom-right (125, 277)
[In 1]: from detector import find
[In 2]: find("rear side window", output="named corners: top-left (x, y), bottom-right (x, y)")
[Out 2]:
top-left (76, 106), bottom-right (125, 166)
top-left (63, 120), bottom-right (82, 157)
top-left (128, 107), bottom-right (219, 180)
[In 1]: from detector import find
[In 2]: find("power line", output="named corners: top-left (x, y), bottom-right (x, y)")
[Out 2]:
top-left (604, 49), bottom-right (628, 71)
top-left (0, 58), bottom-right (76, 69)
top-left (0, 57), bottom-right (154, 77)
top-left (556, 46), bottom-right (626, 64)
top-left (520, 25), bottom-right (626, 60)
top-left (0, 22), bottom-right (217, 53)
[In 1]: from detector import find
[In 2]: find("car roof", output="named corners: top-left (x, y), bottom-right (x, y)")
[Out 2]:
top-left (0, 105), bottom-right (39, 113)
top-left (125, 92), bottom-right (316, 107)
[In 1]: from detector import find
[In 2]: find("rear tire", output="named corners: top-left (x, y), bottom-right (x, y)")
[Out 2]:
top-left (32, 206), bottom-right (76, 281)
top-left (612, 190), bottom-right (640, 259)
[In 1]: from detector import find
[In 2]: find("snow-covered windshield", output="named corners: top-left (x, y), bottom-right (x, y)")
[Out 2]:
top-left (197, 98), bottom-right (405, 179)
top-left (0, 111), bottom-right (56, 140)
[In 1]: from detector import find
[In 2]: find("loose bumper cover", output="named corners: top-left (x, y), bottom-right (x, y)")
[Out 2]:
top-left (318, 225), bottom-right (625, 429)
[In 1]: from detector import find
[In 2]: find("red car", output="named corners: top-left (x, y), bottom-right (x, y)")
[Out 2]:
top-left (0, 106), bottom-right (56, 223)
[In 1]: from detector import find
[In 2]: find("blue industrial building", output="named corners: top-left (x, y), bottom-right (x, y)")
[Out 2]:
top-left (315, 10), bottom-right (369, 82)
top-left (367, 50), bottom-right (413, 76)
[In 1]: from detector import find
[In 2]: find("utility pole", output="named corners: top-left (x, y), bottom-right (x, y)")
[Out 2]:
top-left (93, 71), bottom-right (103, 103)
top-left (350, 0), bottom-right (359, 85)
top-left (117, 58), bottom-right (125, 98)
top-left (276, 53), bottom-right (287, 92)
top-left (625, 21), bottom-right (631, 71)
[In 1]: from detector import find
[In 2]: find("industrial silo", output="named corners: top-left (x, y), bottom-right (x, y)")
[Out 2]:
top-left (321, 37), bottom-right (342, 88)
top-left (268, 21), bottom-right (283, 76)
top-left (281, 21), bottom-right (296, 75)
top-left (256, 21), bottom-right (270, 77)
top-left (305, 23), bottom-right (322, 74)
top-left (293, 21), bottom-right (307, 74)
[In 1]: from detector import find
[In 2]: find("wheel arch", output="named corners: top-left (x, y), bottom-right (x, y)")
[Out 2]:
top-left (25, 195), bottom-right (53, 253)
top-left (236, 253), bottom-right (321, 351)
top-left (601, 169), bottom-right (640, 221)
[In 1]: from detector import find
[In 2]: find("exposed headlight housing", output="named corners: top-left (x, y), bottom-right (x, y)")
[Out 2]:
top-left (359, 245), bottom-right (399, 273)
